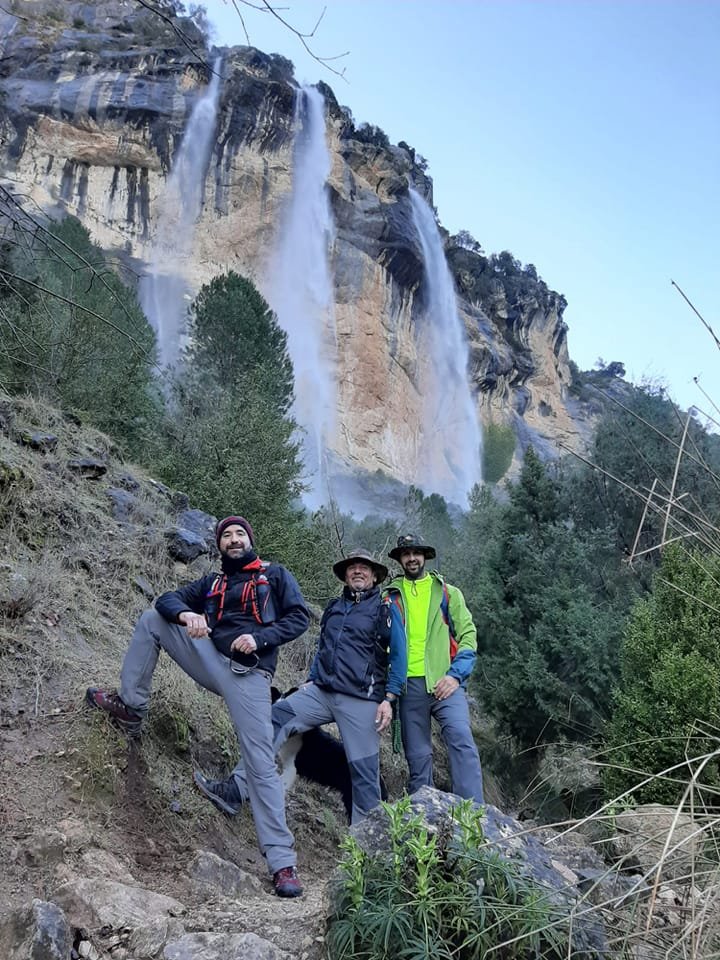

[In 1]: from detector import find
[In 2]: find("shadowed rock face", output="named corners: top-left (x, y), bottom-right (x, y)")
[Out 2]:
top-left (0, 0), bottom-right (595, 496)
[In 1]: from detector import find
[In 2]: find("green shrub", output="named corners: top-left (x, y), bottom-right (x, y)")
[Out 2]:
top-left (327, 796), bottom-right (570, 960)
top-left (482, 422), bottom-right (516, 484)
top-left (0, 216), bottom-right (159, 454)
top-left (604, 546), bottom-right (720, 804)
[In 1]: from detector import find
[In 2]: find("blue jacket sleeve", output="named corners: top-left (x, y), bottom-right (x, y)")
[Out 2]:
top-left (385, 600), bottom-right (407, 696)
top-left (155, 577), bottom-right (210, 623)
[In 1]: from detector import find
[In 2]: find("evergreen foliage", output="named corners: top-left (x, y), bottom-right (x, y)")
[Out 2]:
top-left (463, 449), bottom-right (635, 749)
top-left (327, 796), bottom-right (570, 960)
top-left (0, 216), bottom-right (158, 449)
top-left (482, 422), bottom-right (516, 484)
top-left (401, 486), bottom-right (456, 565)
top-left (570, 382), bottom-right (720, 562)
top-left (187, 272), bottom-right (294, 413)
top-left (604, 546), bottom-right (720, 804)
top-left (147, 270), bottom-right (305, 558)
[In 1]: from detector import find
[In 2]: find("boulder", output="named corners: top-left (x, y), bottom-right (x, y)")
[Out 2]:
top-left (78, 847), bottom-right (136, 882)
top-left (176, 509), bottom-right (217, 547)
top-left (611, 804), bottom-right (710, 883)
top-left (11, 827), bottom-right (68, 867)
top-left (163, 932), bottom-right (288, 960)
top-left (128, 916), bottom-right (186, 959)
top-left (105, 486), bottom-right (139, 522)
top-left (164, 527), bottom-right (209, 563)
top-left (66, 458), bottom-right (107, 479)
top-left (350, 787), bottom-right (612, 956)
top-left (0, 899), bottom-right (72, 960)
top-left (53, 877), bottom-right (185, 930)
top-left (18, 430), bottom-right (58, 452)
top-left (187, 850), bottom-right (263, 898)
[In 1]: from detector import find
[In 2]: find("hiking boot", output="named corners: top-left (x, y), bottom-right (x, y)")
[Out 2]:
top-left (193, 770), bottom-right (244, 816)
top-left (85, 687), bottom-right (143, 736)
top-left (273, 865), bottom-right (303, 898)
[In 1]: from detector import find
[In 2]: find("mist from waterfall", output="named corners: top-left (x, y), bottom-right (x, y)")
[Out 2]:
top-left (409, 188), bottom-right (483, 505)
top-left (140, 58), bottom-right (222, 367)
top-left (264, 85), bottom-right (337, 509)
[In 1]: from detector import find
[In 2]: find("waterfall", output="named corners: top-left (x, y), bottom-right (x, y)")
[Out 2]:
top-left (409, 188), bottom-right (483, 504)
top-left (264, 85), bottom-right (337, 509)
top-left (140, 58), bottom-right (222, 367)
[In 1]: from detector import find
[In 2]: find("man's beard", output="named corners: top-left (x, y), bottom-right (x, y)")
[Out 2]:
top-left (402, 561), bottom-right (426, 581)
top-left (222, 546), bottom-right (250, 559)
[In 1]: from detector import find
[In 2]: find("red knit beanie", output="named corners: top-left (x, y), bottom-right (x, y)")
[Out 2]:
top-left (215, 515), bottom-right (255, 547)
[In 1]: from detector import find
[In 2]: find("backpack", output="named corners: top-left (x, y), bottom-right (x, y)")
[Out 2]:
top-left (205, 559), bottom-right (276, 625)
top-left (440, 582), bottom-right (458, 659)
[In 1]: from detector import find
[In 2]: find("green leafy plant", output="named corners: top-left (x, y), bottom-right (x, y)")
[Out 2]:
top-left (327, 796), bottom-right (570, 960)
top-left (482, 422), bottom-right (516, 485)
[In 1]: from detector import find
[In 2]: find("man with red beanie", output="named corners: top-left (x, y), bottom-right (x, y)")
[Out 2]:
top-left (86, 516), bottom-right (310, 897)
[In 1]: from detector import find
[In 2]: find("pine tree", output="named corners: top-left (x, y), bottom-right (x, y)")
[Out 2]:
top-left (604, 546), bottom-right (720, 804)
top-left (151, 271), bottom-right (304, 557)
top-left (473, 449), bottom-right (633, 748)
top-left (0, 216), bottom-right (158, 449)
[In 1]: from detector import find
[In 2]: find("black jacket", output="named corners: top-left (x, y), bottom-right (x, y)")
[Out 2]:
top-left (155, 562), bottom-right (309, 675)
top-left (309, 586), bottom-right (392, 702)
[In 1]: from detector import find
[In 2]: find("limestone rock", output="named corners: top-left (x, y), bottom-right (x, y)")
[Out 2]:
top-left (53, 877), bottom-right (185, 930)
top-left (0, 0), bottom-right (599, 497)
top-left (128, 915), bottom-right (186, 959)
top-left (163, 932), bottom-right (288, 960)
top-left (66, 458), bottom-right (107, 479)
top-left (0, 899), bottom-right (72, 960)
top-left (187, 850), bottom-right (263, 898)
top-left (19, 431), bottom-right (58, 452)
top-left (78, 847), bottom-right (136, 882)
top-left (164, 526), bottom-right (209, 563)
top-left (611, 804), bottom-right (710, 882)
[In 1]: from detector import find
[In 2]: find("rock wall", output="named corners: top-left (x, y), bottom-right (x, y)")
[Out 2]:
top-left (0, 0), bottom-right (594, 495)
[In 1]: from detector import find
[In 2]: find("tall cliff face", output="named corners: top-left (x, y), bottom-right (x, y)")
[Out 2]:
top-left (0, 0), bottom-right (593, 495)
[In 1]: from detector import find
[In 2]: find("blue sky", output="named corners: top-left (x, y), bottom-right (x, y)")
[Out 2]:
top-left (201, 0), bottom-right (719, 416)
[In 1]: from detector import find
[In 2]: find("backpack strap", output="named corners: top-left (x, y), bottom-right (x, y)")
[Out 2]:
top-left (440, 581), bottom-right (458, 660)
top-left (205, 574), bottom-right (227, 623)
top-left (204, 560), bottom-right (275, 626)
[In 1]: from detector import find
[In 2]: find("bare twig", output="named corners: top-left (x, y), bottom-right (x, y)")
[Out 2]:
top-left (225, 0), bottom-right (349, 79)
top-left (672, 280), bottom-right (720, 353)
top-left (629, 478), bottom-right (657, 565)
top-left (693, 377), bottom-right (720, 424)
top-left (662, 412), bottom-right (691, 548)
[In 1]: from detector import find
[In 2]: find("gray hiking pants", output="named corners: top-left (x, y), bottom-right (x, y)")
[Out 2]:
top-left (119, 608), bottom-right (296, 874)
top-left (231, 683), bottom-right (382, 824)
top-left (399, 676), bottom-right (484, 804)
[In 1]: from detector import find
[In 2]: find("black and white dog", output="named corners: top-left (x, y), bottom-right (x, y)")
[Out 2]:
top-left (273, 686), bottom-right (388, 821)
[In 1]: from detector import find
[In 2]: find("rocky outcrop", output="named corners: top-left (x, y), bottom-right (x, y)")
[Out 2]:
top-left (0, 0), bottom-right (594, 493)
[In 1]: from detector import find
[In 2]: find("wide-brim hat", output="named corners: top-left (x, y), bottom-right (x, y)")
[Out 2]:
top-left (388, 533), bottom-right (437, 562)
top-left (333, 549), bottom-right (389, 584)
